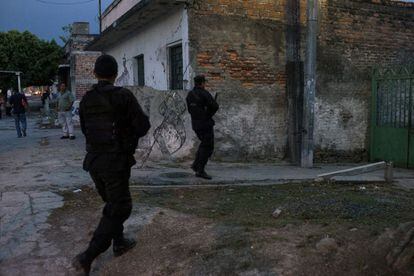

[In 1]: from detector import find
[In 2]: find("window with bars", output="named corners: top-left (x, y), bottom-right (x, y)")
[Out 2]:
top-left (169, 44), bottom-right (183, 90)
top-left (135, 54), bottom-right (145, 86)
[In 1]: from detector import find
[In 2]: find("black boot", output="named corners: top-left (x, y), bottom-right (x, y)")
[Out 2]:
top-left (72, 252), bottom-right (92, 276)
top-left (195, 171), bottom-right (212, 180)
top-left (113, 237), bottom-right (137, 257)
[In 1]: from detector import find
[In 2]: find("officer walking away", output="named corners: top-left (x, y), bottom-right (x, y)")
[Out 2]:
top-left (186, 75), bottom-right (219, 180)
top-left (73, 54), bottom-right (151, 275)
top-left (57, 83), bottom-right (76, 140)
top-left (8, 89), bottom-right (28, 138)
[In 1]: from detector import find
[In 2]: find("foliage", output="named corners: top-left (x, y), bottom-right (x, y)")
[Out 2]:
top-left (59, 24), bottom-right (72, 45)
top-left (0, 30), bottom-right (63, 90)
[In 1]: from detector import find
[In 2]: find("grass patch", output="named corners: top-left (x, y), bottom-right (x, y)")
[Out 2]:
top-left (135, 182), bottom-right (414, 230)
top-left (56, 185), bottom-right (102, 212)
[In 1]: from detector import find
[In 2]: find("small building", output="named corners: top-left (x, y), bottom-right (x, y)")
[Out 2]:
top-left (78, 0), bottom-right (414, 165)
top-left (60, 22), bottom-right (101, 99)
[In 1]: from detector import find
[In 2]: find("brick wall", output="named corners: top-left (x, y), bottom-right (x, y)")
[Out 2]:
top-left (192, 0), bottom-right (292, 21)
top-left (188, 0), bottom-right (293, 160)
top-left (188, 0), bottom-right (414, 162)
top-left (64, 32), bottom-right (101, 99)
top-left (69, 34), bottom-right (97, 52)
top-left (72, 52), bottom-right (101, 99)
top-left (315, 0), bottom-right (414, 161)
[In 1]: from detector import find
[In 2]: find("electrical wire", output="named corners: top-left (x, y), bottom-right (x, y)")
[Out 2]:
top-left (34, 0), bottom-right (95, 5)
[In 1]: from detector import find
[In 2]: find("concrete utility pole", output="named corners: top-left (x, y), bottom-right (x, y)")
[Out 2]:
top-left (16, 72), bottom-right (22, 93)
top-left (99, 0), bottom-right (102, 34)
top-left (286, 0), bottom-right (303, 165)
top-left (301, 0), bottom-right (318, 168)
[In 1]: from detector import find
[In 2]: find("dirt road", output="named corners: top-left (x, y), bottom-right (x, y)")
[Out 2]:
top-left (1, 115), bottom-right (414, 275)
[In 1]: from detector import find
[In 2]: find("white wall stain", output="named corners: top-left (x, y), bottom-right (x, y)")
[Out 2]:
top-left (315, 97), bottom-right (367, 151)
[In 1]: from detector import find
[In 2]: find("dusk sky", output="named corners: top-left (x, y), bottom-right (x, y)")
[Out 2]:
top-left (0, 0), bottom-right (113, 44)
top-left (1, 0), bottom-right (413, 45)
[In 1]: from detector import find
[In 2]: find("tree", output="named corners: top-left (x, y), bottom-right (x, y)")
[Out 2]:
top-left (0, 30), bottom-right (63, 90)
top-left (59, 24), bottom-right (72, 45)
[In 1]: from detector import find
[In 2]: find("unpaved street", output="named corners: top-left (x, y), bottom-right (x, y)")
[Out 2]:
top-left (0, 115), bottom-right (89, 275)
top-left (1, 115), bottom-right (414, 275)
top-left (0, 115), bottom-right (161, 275)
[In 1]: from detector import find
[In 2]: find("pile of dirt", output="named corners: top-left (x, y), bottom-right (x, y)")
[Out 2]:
top-left (374, 221), bottom-right (414, 274)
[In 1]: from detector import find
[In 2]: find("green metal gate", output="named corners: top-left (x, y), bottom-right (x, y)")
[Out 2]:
top-left (371, 66), bottom-right (414, 168)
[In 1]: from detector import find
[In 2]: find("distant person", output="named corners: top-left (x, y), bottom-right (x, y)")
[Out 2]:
top-left (73, 54), bottom-right (150, 275)
top-left (41, 87), bottom-right (51, 115)
top-left (57, 83), bottom-right (75, 140)
top-left (8, 89), bottom-right (28, 138)
top-left (0, 91), bottom-right (4, 119)
top-left (5, 88), bottom-right (12, 116)
top-left (186, 75), bottom-right (219, 180)
top-left (41, 87), bottom-right (51, 107)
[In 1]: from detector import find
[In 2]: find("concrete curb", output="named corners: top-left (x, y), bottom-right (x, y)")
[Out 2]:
top-left (130, 178), bottom-right (388, 189)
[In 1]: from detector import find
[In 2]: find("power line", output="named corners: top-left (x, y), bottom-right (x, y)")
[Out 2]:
top-left (34, 0), bottom-right (95, 5)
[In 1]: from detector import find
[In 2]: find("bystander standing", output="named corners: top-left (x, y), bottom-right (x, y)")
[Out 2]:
top-left (57, 83), bottom-right (75, 140)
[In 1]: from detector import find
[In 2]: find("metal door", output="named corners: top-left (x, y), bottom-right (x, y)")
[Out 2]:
top-left (371, 66), bottom-right (414, 168)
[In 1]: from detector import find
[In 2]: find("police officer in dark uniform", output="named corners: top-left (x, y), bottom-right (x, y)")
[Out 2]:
top-left (186, 75), bottom-right (219, 180)
top-left (73, 54), bottom-right (150, 275)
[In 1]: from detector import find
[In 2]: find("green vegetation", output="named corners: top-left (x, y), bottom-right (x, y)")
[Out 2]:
top-left (136, 182), bottom-right (414, 229)
top-left (0, 30), bottom-right (63, 89)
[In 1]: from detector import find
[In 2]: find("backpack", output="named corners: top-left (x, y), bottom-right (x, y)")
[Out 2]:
top-left (82, 88), bottom-right (119, 152)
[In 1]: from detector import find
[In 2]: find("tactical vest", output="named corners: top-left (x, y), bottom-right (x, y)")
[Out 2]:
top-left (187, 90), bottom-right (208, 121)
top-left (83, 88), bottom-right (121, 153)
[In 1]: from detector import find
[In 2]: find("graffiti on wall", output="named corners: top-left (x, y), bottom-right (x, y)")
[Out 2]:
top-left (115, 55), bottom-right (130, 86)
top-left (155, 90), bottom-right (187, 154)
top-left (139, 89), bottom-right (187, 167)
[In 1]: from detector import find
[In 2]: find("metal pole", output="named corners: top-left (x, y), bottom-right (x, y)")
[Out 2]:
top-left (0, 71), bottom-right (23, 92)
top-left (301, 0), bottom-right (318, 168)
top-left (16, 72), bottom-right (22, 93)
top-left (99, 0), bottom-right (102, 34)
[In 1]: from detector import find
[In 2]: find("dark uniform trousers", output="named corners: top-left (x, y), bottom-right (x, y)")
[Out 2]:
top-left (193, 127), bottom-right (214, 172)
top-left (84, 168), bottom-right (132, 260)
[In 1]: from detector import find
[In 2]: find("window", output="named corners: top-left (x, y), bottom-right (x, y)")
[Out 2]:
top-left (135, 54), bottom-right (145, 86)
top-left (169, 44), bottom-right (183, 90)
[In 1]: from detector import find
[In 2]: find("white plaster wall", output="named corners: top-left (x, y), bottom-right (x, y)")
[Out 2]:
top-left (181, 9), bottom-right (193, 90)
top-left (106, 8), bottom-right (191, 90)
top-left (102, 0), bottom-right (142, 31)
top-left (314, 97), bottom-right (368, 151)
